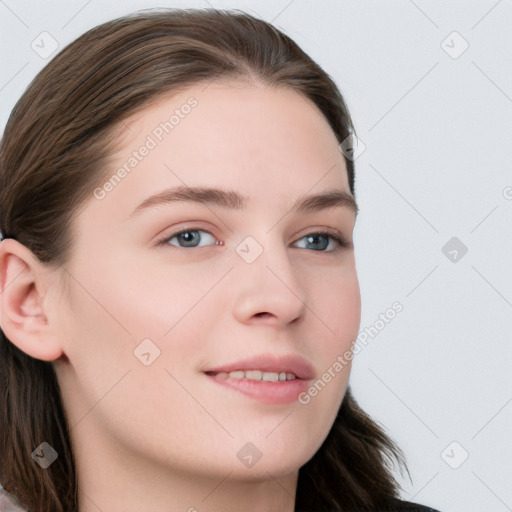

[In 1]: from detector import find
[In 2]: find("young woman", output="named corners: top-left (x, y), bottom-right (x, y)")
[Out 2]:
top-left (0, 8), bottom-right (443, 512)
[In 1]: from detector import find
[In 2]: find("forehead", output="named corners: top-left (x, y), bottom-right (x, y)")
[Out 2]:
top-left (121, 82), bottom-right (345, 171)
top-left (87, 82), bottom-right (351, 223)
top-left (120, 81), bottom-right (341, 151)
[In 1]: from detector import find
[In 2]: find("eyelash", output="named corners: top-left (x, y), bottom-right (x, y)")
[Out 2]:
top-left (156, 227), bottom-right (351, 252)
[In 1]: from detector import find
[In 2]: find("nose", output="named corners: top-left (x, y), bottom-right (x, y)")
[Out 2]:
top-left (231, 235), bottom-right (307, 328)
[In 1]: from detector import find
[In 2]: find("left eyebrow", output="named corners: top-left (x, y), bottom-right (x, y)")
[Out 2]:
top-left (129, 185), bottom-right (358, 218)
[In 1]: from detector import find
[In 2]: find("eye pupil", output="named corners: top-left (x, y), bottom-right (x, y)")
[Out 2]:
top-left (306, 234), bottom-right (329, 251)
top-left (178, 231), bottom-right (200, 246)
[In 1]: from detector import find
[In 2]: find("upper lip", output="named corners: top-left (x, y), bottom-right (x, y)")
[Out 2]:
top-left (204, 354), bottom-right (315, 380)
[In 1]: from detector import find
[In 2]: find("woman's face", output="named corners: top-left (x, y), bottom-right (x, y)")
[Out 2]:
top-left (53, 82), bottom-right (360, 492)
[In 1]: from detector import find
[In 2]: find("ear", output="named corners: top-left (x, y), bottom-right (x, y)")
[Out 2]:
top-left (0, 238), bottom-right (65, 361)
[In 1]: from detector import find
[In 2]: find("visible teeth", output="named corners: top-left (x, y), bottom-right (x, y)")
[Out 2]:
top-left (245, 370), bottom-right (262, 380)
top-left (221, 370), bottom-right (297, 381)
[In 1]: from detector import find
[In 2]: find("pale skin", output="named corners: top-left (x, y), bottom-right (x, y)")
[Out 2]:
top-left (0, 82), bottom-right (361, 512)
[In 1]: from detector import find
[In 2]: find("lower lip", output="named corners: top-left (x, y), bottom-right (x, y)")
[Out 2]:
top-left (205, 373), bottom-right (311, 405)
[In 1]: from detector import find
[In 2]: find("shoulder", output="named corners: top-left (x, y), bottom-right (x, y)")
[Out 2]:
top-left (383, 497), bottom-right (443, 512)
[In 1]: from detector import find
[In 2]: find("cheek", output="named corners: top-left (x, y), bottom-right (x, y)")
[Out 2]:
top-left (58, 260), bottom-right (206, 447)
top-left (109, 250), bottom-right (228, 334)
top-left (69, 250), bottom-right (208, 336)
top-left (328, 273), bottom-right (361, 325)
top-left (307, 266), bottom-right (361, 348)
top-left (295, 267), bottom-right (360, 406)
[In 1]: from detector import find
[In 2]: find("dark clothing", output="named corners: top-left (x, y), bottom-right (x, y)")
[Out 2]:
top-left (297, 498), bottom-right (442, 512)
top-left (386, 498), bottom-right (442, 511)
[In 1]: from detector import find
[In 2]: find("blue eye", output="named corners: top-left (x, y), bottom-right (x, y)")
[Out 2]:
top-left (295, 232), bottom-right (348, 252)
top-left (161, 229), bottom-right (220, 248)
top-left (158, 228), bottom-right (350, 252)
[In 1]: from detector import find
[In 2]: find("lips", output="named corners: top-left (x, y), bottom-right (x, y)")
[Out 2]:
top-left (204, 354), bottom-right (314, 405)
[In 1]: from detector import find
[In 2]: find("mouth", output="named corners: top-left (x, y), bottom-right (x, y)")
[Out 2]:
top-left (203, 354), bottom-right (314, 405)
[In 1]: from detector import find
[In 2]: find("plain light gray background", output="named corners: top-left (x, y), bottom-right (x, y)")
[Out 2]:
top-left (1, 1), bottom-right (511, 511)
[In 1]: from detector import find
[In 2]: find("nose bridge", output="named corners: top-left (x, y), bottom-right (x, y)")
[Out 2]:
top-left (232, 230), bottom-right (307, 324)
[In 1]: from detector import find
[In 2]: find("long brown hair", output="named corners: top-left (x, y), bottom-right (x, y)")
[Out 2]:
top-left (0, 8), bottom-right (409, 511)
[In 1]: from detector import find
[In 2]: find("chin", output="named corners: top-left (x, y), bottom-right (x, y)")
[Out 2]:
top-left (231, 445), bottom-right (314, 482)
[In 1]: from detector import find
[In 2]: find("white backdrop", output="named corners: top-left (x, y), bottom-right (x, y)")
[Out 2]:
top-left (1, 1), bottom-right (511, 511)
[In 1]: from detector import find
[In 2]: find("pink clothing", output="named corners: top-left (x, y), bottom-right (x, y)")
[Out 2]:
top-left (0, 487), bottom-right (30, 512)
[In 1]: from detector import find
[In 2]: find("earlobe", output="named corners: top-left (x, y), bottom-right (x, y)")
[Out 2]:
top-left (0, 238), bottom-right (64, 361)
